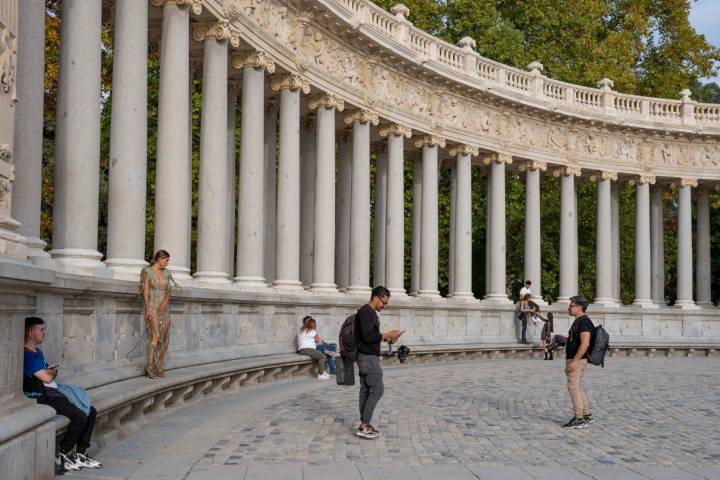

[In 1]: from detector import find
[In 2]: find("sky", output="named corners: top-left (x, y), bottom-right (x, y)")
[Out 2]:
top-left (689, 0), bottom-right (720, 84)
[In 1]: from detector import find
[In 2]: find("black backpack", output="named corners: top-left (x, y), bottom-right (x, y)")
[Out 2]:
top-left (339, 314), bottom-right (357, 362)
top-left (587, 324), bottom-right (610, 368)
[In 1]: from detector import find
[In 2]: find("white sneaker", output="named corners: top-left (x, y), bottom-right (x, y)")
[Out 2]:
top-left (75, 452), bottom-right (102, 469)
top-left (317, 372), bottom-right (331, 380)
top-left (56, 451), bottom-right (82, 472)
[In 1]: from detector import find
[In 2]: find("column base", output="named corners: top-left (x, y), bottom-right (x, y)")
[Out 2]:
top-left (696, 301), bottom-right (715, 308)
top-left (49, 248), bottom-right (111, 277)
top-left (632, 299), bottom-right (658, 308)
top-left (234, 275), bottom-right (270, 290)
top-left (674, 300), bottom-right (700, 310)
top-left (0, 216), bottom-right (29, 261)
top-left (530, 296), bottom-right (548, 306)
top-left (450, 292), bottom-right (477, 301)
top-left (387, 287), bottom-right (408, 297)
top-left (555, 296), bottom-right (572, 304)
top-left (106, 257), bottom-right (149, 281)
top-left (193, 271), bottom-right (232, 284)
top-left (653, 299), bottom-right (668, 307)
top-left (482, 294), bottom-right (512, 304)
top-left (345, 285), bottom-right (372, 295)
top-left (272, 279), bottom-right (305, 290)
top-left (309, 282), bottom-right (339, 293)
top-left (24, 235), bottom-right (51, 264)
top-left (167, 265), bottom-right (193, 282)
top-left (417, 289), bottom-right (441, 298)
top-left (592, 298), bottom-right (620, 308)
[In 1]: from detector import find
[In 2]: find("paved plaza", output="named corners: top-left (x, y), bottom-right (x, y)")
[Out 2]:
top-left (64, 357), bottom-right (720, 480)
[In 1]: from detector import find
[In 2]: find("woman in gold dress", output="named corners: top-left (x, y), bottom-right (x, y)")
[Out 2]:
top-left (140, 250), bottom-right (176, 379)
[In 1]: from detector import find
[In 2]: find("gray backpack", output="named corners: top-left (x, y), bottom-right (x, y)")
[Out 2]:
top-left (587, 325), bottom-right (610, 368)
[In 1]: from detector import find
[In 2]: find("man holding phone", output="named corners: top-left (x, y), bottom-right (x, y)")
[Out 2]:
top-left (355, 286), bottom-right (402, 439)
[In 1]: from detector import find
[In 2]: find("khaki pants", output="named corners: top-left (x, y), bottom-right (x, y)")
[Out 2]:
top-left (565, 358), bottom-right (589, 417)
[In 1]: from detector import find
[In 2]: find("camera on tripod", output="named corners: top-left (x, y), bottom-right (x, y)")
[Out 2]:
top-left (383, 342), bottom-right (411, 364)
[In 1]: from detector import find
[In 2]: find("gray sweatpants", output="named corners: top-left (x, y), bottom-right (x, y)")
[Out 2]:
top-left (357, 353), bottom-right (384, 424)
top-left (298, 348), bottom-right (326, 375)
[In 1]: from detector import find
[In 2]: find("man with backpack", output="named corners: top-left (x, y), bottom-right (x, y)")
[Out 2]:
top-left (562, 295), bottom-right (595, 429)
top-left (354, 286), bottom-right (402, 439)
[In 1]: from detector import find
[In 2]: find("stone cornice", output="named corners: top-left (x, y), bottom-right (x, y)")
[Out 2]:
top-left (270, 74), bottom-right (310, 94)
top-left (414, 135), bottom-right (446, 149)
top-left (150, 0), bottom-right (202, 15)
top-left (231, 51), bottom-right (275, 74)
top-left (192, 22), bottom-right (239, 47)
top-left (448, 144), bottom-right (479, 157)
top-left (482, 152), bottom-right (512, 165)
top-left (378, 124), bottom-right (412, 138)
top-left (308, 94), bottom-right (345, 112)
top-left (343, 109), bottom-right (379, 126)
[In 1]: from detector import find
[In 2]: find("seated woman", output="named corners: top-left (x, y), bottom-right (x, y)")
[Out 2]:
top-left (295, 316), bottom-right (333, 380)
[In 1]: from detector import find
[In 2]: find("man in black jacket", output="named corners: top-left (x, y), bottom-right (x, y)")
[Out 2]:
top-left (354, 286), bottom-right (402, 439)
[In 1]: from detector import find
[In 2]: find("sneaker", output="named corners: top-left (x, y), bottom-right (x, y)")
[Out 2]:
top-left (56, 451), bottom-right (82, 472)
top-left (317, 372), bottom-right (331, 380)
top-left (366, 424), bottom-right (383, 437)
top-left (561, 417), bottom-right (587, 429)
top-left (75, 452), bottom-right (102, 469)
top-left (356, 426), bottom-right (380, 439)
top-left (583, 413), bottom-right (595, 424)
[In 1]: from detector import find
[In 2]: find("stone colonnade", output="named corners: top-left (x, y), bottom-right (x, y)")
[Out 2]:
top-left (8, 0), bottom-right (717, 309)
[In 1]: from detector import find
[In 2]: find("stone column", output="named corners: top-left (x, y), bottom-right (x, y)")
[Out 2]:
top-left (105, 0), bottom-right (149, 279)
top-left (611, 181), bottom-right (620, 302)
top-left (650, 184), bottom-right (665, 305)
top-left (632, 176), bottom-right (656, 307)
top-left (483, 153), bottom-right (512, 303)
top-left (308, 94), bottom-right (344, 292)
top-left (557, 166), bottom-right (581, 302)
top-left (300, 115), bottom-right (316, 287)
top-left (271, 75), bottom-right (309, 290)
top-left (50, 0), bottom-right (106, 274)
top-left (696, 186), bottom-right (712, 306)
top-left (380, 124), bottom-right (412, 296)
top-left (410, 155), bottom-right (422, 295)
top-left (450, 145), bottom-right (478, 299)
top-left (415, 135), bottom-right (445, 297)
top-left (345, 110), bottom-right (378, 294)
top-left (12, 0), bottom-right (49, 264)
top-left (594, 172), bottom-right (617, 306)
top-left (335, 127), bottom-right (352, 290)
top-left (485, 169), bottom-right (492, 296)
top-left (152, 0), bottom-right (199, 280)
top-left (226, 82), bottom-right (238, 277)
top-left (676, 179), bottom-right (697, 309)
top-left (193, 23), bottom-right (232, 283)
top-left (232, 51), bottom-right (275, 288)
top-left (448, 164), bottom-right (456, 296)
top-left (522, 161), bottom-right (546, 302)
top-left (264, 100), bottom-right (278, 285)
top-left (373, 145), bottom-right (388, 288)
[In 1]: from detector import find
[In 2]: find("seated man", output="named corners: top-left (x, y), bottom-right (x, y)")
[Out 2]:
top-left (23, 317), bottom-right (102, 472)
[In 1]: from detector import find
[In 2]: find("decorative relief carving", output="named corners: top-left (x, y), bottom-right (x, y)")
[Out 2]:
top-left (414, 135), bottom-right (446, 149)
top-left (378, 123), bottom-right (412, 138)
top-left (231, 51), bottom-right (275, 73)
top-left (270, 74), bottom-right (310, 94)
top-left (448, 144), bottom-right (479, 157)
top-left (222, 0), bottom-right (243, 20)
top-left (344, 109), bottom-right (379, 126)
top-left (0, 144), bottom-right (14, 213)
top-left (703, 145), bottom-right (720, 166)
top-left (150, 0), bottom-right (203, 15)
top-left (193, 22), bottom-right (240, 47)
top-left (307, 94), bottom-right (344, 112)
top-left (0, 24), bottom-right (16, 98)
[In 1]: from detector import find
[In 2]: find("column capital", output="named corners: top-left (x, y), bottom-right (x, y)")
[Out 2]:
top-left (270, 74), bottom-right (310, 94)
top-left (192, 21), bottom-right (240, 47)
top-left (378, 123), bottom-right (412, 139)
top-left (343, 109), bottom-right (379, 126)
top-left (448, 144), bottom-right (479, 157)
top-left (552, 165), bottom-right (582, 177)
top-left (414, 134), bottom-right (446, 149)
top-left (518, 160), bottom-right (547, 172)
top-left (680, 178), bottom-right (698, 188)
top-left (150, 0), bottom-right (202, 15)
top-left (590, 171), bottom-right (618, 182)
top-left (634, 174), bottom-right (656, 185)
top-left (308, 94), bottom-right (345, 112)
top-left (231, 51), bottom-right (276, 74)
top-left (482, 152), bottom-right (512, 165)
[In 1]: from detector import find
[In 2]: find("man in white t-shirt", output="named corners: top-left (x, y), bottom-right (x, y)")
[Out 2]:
top-left (519, 280), bottom-right (532, 299)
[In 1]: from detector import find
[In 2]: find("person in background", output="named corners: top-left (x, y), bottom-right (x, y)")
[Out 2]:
top-left (140, 249), bottom-right (176, 379)
top-left (518, 293), bottom-right (534, 344)
top-left (295, 316), bottom-right (332, 380)
top-left (519, 280), bottom-right (532, 299)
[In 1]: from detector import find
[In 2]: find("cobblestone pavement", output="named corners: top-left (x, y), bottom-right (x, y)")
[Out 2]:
top-left (64, 357), bottom-right (720, 480)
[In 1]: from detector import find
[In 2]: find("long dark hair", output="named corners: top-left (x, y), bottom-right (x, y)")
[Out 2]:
top-left (150, 249), bottom-right (170, 266)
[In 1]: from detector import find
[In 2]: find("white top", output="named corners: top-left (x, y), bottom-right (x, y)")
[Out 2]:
top-left (519, 286), bottom-right (532, 298)
top-left (297, 329), bottom-right (317, 350)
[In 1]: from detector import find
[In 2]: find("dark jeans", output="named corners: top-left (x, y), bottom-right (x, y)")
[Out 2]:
top-left (519, 313), bottom-right (528, 343)
top-left (39, 391), bottom-right (97, 454)
top-left (317, 343), bottom-right (337, 374)
top-left (357, 353), bottom-right (384, 425)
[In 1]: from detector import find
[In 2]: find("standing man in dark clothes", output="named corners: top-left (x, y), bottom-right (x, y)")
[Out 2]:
top-left (355, 286), bottom-right (402, 439)
top-left (562, 295), bottom-right (595, 429)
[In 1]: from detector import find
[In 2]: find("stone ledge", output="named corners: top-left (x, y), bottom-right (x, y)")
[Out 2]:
top-left (50, 343), bottom-right (719, 450)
